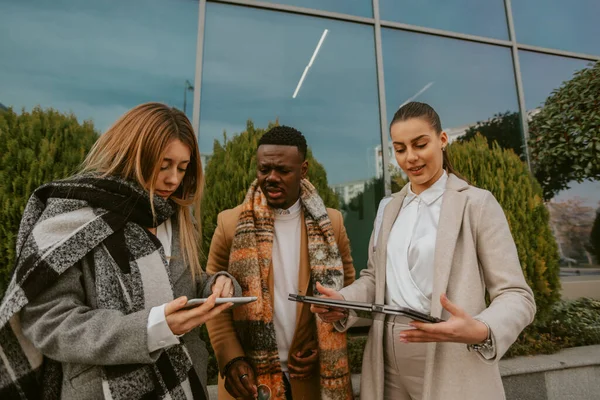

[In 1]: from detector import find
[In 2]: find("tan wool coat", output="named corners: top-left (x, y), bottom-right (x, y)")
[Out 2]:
top-left (205, 205), bottom-right (356, 400)
top-left (339, 174), bottom-right (536, 400)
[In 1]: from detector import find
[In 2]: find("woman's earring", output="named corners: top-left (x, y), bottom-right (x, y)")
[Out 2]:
top-left (442, 146), bottom-right (446, 152)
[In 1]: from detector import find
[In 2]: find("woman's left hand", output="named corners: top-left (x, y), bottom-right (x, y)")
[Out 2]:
top-left (211, 275), bottom-right (234, 298)
top-left (399, 294), bottom-right (488, 345)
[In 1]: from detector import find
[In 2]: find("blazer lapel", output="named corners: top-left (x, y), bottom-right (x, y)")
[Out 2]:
top-left (378, 191), bottom-right (406, 251)
top-left (430, 176), bottom-right (468, 318)
top-left (294, 213), bottom-right (310, 328)
top-left (375, 190), bottom-right (406, 303)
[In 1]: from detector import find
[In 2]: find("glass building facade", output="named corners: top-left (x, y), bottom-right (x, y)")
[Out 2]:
top-left (1, 0), bottom-right (599, 272)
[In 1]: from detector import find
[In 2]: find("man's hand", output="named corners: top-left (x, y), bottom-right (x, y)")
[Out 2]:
top-left (288, 347), bottom-right (318, 380)
top-left (224, 359), bottom-right (258, 399)
top-left (212, 275), bottom-right (234, 298)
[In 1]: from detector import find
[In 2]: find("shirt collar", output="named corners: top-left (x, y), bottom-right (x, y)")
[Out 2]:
top-left (274, 198), bottom-right (302, 216)
top-left (404, 170), bottom-right (448, 207)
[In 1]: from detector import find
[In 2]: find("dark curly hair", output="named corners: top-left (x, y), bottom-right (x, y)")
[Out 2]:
top-left (258, 125), bottom-right (307, 160)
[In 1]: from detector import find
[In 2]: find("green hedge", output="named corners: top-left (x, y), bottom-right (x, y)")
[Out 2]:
top-left (0, 107), bottom-right (98, 296)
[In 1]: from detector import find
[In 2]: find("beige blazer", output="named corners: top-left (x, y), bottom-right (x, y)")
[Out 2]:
top-left (339, 174), bottom-right (536, 400)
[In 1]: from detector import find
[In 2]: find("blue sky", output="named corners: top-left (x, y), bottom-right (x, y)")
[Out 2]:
top-left (0, 0), bottom-right (597, 200)
top-left (0, 0), bottom-right (198, 132)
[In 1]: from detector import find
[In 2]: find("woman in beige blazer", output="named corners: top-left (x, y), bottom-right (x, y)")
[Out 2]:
top-left (312, 101), bottom-right (536, 400)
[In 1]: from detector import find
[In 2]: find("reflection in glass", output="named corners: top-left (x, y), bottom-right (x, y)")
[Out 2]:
top-left (200, 3), bottom-right (382, 273)
top-left (254, 0), bottom-right (373, 18)
top-left (520, 51), bottom-right (599, 268)
top-left (382, 28), bottom-right (522, 185)
top-left (380, 0), bottom-right (508, 40)
top-left (519, 51), bottom-right (592, 111)
top-left (549, 182), bottom-right (600, 267)
top-left (0, 0), bottom-right (198, 132)
top-left (512, 0), bottom-right (600, 55)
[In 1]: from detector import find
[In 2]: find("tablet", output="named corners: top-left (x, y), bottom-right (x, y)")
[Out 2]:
top-left (183, 296), bottom-right (258, 309)
top-left (288, 294), bottom-right (444, 324)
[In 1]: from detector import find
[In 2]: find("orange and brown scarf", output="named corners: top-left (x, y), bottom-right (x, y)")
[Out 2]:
top-left (228, 178), bottom-right (352, 400)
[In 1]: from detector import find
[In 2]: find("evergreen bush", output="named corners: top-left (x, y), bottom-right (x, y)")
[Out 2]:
top-left (0, 107), bottom-right (98, 297)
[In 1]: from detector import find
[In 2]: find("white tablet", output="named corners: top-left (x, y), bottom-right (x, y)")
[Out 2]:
top-left (183, 296), bottom-right (258, 309)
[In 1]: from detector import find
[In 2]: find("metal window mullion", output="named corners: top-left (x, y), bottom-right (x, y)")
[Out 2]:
top-left (373, 0), bottom-right (391, 196)
top-left (516, 43), bottom-right (600, 62)
top-left (211, 0), bottom-right (375, 25)
top-left (192, 0), bottom-right (207, 136)
top-left (505, 0), bottom-right (532, 170)
top-left (379, 20), bottom-right (513, 48)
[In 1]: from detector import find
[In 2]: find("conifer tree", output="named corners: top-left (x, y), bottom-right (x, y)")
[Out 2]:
top-left (0, 107), bottom-right (98, 296)
top-left (528, 61), bottom-right (600, 200)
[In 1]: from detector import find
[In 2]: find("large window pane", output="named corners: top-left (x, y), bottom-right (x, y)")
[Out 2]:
top-left (382, 29), bottom-right (522, 183)
top-left (200, 3), bottom-right (382, 273)
top-left (380, 0), bottom-right (508, 40)
top-left (512, 0), bottom-right (600, 55)
top-left (519, 51), bottom-right (592, 111)
top-left (252, 0), bottom-right (372, 18)
top-left (520, 51), bottom-right (599, 268)
top-left (0, 0), bottom-right (198, 132)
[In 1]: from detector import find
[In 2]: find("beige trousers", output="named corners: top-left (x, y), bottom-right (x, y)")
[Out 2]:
top-left (383, 316), bottom-right (427, 400)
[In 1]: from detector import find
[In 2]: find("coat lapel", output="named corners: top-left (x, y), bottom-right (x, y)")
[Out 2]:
top-left (423, 175), bottom-right (469, 400)
top-left (430, 175), bottom-right (468, 318)
top-left (378, 191), bottom-right (406, 251)
top-left (294, 213), bottom-right (310, 328)
top-left (375, 189), bottom-right (406, 303)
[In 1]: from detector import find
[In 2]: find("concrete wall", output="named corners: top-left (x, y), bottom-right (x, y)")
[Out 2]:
top-left (501, 345), bottom-right (600, 400)
top-left (560, 275), bottom-right (600, 300)
top-left (207, 345), bottom-right (600, 399)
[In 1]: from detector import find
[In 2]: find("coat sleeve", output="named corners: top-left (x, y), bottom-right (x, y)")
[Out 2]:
top-left (473, 191), bottom-right (536, 361)
top-left (335, 212), bottom-right (379, 332)
top-left (199, 271), bottom-right (242, 298)
top-left (19, 262), bottom-right (158, 366)
top-left (204, 211), bottom-right (246, 372)
top-left (338, 213), bottom-right (378, 305)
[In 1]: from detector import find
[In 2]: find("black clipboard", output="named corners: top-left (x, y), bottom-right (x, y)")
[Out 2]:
top-left (288, 294), bottom-right (444, 324)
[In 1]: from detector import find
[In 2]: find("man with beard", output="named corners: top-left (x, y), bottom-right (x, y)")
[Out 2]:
top-left (206, 126), bottom-right (356, 400)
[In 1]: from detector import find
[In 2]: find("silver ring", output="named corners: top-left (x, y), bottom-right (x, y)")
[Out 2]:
top-left (239, 373), bottom-right (249, 381)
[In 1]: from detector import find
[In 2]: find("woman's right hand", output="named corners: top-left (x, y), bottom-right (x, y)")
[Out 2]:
top-left (310, 282), bottom-right (348, 323)
top-left (165, 292), bottom-right (233, 336)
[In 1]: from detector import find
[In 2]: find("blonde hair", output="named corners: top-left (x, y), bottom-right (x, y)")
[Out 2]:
top-left (81, 102), bottom-right (204, 278)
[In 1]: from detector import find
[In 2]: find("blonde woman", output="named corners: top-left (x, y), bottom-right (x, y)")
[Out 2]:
top-left (0, 103), bottom-right (239, 400)
top-left (312, 102), bottom-right (536, 400)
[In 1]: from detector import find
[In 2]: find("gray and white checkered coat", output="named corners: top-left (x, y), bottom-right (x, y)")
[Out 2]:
top-left (0, 176), bottom-right (227, 400)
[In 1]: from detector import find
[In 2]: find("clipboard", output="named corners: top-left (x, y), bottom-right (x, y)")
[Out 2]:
top-left (288, 294), bottom-right (444, 324)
